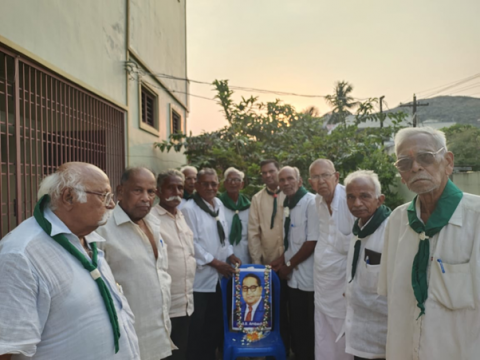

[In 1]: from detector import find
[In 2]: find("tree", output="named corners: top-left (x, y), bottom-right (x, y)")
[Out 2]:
top-left (155, 80), bottom-right (407, 209)
top-left (324, 81), bottom-right (359, 128)
top-left (442, 124), bottom-right (480, 171)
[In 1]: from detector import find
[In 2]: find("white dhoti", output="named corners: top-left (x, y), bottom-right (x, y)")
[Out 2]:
top-left (315, 308), bottom-right (353, 360)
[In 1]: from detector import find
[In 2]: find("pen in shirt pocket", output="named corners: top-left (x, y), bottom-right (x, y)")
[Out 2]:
top-left (365, 256), bottom-right (370, 265)
top-left (437, 258), bottom-right (445, 273)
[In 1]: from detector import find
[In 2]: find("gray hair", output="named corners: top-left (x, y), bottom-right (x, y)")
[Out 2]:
top-left (224, 167), bottom-right (245, 181)
top-left (37, 167), bottom-right (87, 210)
top-left (197, 168), bottom-right (218, 181)
top-left (157, 169), bottom-right (185, 190)
top-left (279, 166), bottom-right (301, 180)
top-left (181, 165), bottom-right (198, 175)
top-left (309, 159), bottom-right (336, 173)
top-left (344, 170), bottom-right (382, 197)
top-left (394, 127), bottom-right (447, 155)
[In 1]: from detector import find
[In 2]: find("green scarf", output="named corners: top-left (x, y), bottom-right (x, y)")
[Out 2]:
top-left (266, 188), bottom-right (281, 229)
top-left (33, 195), bottom-right (120, 353)
top-left (349, 205), bottom-right (391, 282)
top-left (283, 186), bottom-right (309, 251)
top-left (408, 179), bottom-right (463, 317)
top-left (183, 190), bottom-right (194, 200)
top-left (192, 193), bottom-right (226, 245)
top-left (218, 192), bottom-right (251, 245)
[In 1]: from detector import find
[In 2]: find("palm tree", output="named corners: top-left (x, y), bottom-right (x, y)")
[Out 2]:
top-left (325, 81), bottom-right (358, 128)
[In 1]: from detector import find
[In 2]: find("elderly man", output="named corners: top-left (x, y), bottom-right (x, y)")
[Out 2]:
top-left (271, 166), bottom-right (319, 360)
top-left (218, 167), bottom-right (251, 264)
top-left (0, 162), bottom-right (140, 360)
top-left (182, 168), bottom-right (242, 360)
top-left (344, 170), bottom-right (390, 360)
top-left (247, 159), bottom-right (290, 351)
top-left (151, 169), bottom-right (196, 360)
top-left (179, 166), bottom-right (197, 210)
top-left (310, 159), bottom-right (355, 360)
top-left (378, 127), bottom-right (480, 360)
top-left (96, 167), bottom-right (173, 360)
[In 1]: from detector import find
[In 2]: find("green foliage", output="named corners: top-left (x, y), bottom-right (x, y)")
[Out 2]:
top-left (154, 80), bottom-right (408, 209)
top-left (442, 124), bottom-right (480, 170)
top-left (324, 81), bottom-right (358, 127)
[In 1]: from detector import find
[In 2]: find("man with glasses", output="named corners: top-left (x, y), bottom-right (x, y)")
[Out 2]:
top-left (309, 159), bottom-right (355, 360)
top-left (97, 167), bottom-right (173, 360)
top-left (240, 274), bottom-right (265, 325)
top-left (182, 168), bottom-right (241, 360)
top-left (218, 167), bottom-right (251, 264)
top-left (378, 127), bottom-right (480, 360)
top-left (0, 162), bottom-right (140, 360)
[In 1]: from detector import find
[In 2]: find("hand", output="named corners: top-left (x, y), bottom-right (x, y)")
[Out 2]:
top-left (278, 264), bottom-right (293, 280)
top-left (270, 255), bottom-right (285, 272)
top-left (228, 254), bottom-right (242, 267)
top-left (209, 259), bottom-right (237, 278)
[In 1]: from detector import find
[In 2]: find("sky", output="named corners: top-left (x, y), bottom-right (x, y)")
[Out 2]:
top-left (185, 0), bottom-right (480, 135)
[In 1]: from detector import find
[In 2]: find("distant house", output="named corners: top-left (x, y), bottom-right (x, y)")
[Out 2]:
top-left (0, 0), bottom-right (188, 237)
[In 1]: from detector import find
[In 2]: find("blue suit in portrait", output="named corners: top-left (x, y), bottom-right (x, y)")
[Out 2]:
top-left (241, 297), bottom-right (266, 325)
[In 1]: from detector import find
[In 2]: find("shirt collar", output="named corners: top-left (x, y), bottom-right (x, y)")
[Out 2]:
top-left (45, 207), bottom-right (106, 244)
top-left (153, 204), bottom-right (179, 219)
top-left (113, 203), bottom-right (160, 229)
top-left (316, 184), bottom-right (341, 210)
top-left (411, 195), bottom-right (463, 227)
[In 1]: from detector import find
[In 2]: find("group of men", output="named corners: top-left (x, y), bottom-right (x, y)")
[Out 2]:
top-left (1, 126), bottom-right (480, 360)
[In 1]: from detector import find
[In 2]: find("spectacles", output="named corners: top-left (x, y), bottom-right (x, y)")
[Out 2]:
top-left (242, 285), bottom-right (260, 293)
top-left (225, 178), bottom-right (242, 184)
top-left (199, 181), bottom-right (219, 188)
top-left (394, 147), bottom-right (445, 172)
top-left (77, 189), bottom-right (114, 205)
top-left (310, 173), bottom-right (335, 181)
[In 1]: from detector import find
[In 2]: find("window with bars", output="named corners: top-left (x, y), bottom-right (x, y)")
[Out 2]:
top-left (171, 108), bottom-right (182, 134)
top-left (141, 85), bottom-right (157, 128)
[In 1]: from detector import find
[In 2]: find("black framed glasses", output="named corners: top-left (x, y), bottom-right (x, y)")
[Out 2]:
top-left (242, 285), bottom-right (260, 293)
top-left (394, 147), bottom-right (445, 172)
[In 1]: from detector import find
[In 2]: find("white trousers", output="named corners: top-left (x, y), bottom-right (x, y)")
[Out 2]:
top-left (315, 308), bottom-right (353, 360)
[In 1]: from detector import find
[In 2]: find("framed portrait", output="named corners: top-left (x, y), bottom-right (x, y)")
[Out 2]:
top-left (231, 267), bottom-right (272, 330)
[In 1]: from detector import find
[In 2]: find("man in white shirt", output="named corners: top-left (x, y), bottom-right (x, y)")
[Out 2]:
top-left (182, 168), bottom-right (242, 360)
top-left (0, 162), bottom-right (140, 360)
top-left (310, 159), bottom-right (355, 360)
top-left (151, 169), bottom-right (196, 360)
top-left (271, 166), bottom-right (319, 360)
top-left (218, 167), bottom-right (251, 264)
top-left (378, 127), bottom-right (480, 360)
top-left (344, 170), bottom-right (390, 360)
top-left (97, 167), bottom-right (173, 360)
top-left (178, 166), bottom-right (197, 210)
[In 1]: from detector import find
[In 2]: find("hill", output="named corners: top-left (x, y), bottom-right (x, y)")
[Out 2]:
top-left (387, 96), bottom-right (480, 126)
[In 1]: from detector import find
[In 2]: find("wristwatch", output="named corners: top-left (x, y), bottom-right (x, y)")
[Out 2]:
top-left (286, 261), bottom-right (292, 268)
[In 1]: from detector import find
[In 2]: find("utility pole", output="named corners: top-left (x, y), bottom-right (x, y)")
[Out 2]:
top-left (379, 95), bottom-right (385, 128)
top-left (400, 94), bottom-right (429, 127)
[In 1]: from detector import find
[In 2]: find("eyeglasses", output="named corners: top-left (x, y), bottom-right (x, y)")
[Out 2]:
top-left (242, 285), bottom-right (260, 293)
top-left (394, 147), bottom-right (445, 172)
top-left (225, 178), bottom-right (242, 184)
top-left (77, 188), bottom-right (114, 205)
top-left (199, 181), bottom-right (219, 188)
top-left (310, 173), bottom-right (335, 181)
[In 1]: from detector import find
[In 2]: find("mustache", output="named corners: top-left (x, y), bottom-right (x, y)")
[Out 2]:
top-left (97, 209), bottom-right (113, 225)
top-left (165, 196), bottom-right (182, 202)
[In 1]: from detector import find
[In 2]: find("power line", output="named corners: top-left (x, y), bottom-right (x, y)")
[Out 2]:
top-left (421, 73), bottom-right (480, 99)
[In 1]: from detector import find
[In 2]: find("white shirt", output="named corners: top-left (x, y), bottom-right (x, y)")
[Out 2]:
top-left (378, 193), bottom-right (480, 360)
top-left (151, 204), bottom-right (196, 318)
top-left (223, 205), bottom-right (251, 265)
top-left (345, 217), bottom-right (388, 359)
top-left (314, 184), bottom-right (356, 318)
top-left (182, 197), bottom-right (234, 292)
top-left (0, 208), bottom-right (140, 360)
top-left (284, 192), bottom-right (319, 291)
top-left (96, 205), bottom-right (173, 360)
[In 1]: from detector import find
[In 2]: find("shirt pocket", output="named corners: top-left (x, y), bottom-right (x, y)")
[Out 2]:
top-left (358, 262), bottom-right (381, 293)
top-left (430, 258), bottom-right (475, 311)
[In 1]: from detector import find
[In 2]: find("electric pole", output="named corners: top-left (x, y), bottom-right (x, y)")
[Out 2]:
top-left (400, 94), bottom-right (429, 127)
top-left (379, 95), bottom-right (385, 128)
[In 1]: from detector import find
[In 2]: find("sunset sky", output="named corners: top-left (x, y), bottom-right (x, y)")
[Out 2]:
top-left (185, 0), bottom-right (480, 135)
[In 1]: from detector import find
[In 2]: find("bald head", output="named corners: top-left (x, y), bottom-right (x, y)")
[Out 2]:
top-left (308, 158), bottom-right (339, 203)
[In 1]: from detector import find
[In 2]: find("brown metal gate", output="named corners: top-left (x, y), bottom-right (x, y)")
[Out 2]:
top-left (0, 45), bottom-right (125, 238)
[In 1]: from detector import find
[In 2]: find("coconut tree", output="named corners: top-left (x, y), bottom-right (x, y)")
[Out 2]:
top-left (325, 81), bottom-right (358, 127)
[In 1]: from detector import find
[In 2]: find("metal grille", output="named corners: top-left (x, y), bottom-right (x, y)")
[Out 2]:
top-left (141, 86), bottom-right (156, 127)
top-left (171, 108), bottom-right (181, 134)
top-left (0, 45), bottom-right (125, 239)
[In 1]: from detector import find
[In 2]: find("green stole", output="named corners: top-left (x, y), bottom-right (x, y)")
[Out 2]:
top-left (266, 188), bottom-right (281, 229)
top-left (217, 192), bottom-right (251, 245)
top-left (283, 186), bottom-right (309, 251)
top-left (349, 205), bottom-right (391, 282)
top-left (408, 179), bottom-right (463, 317)
top-left (33, 195), bottom-right (121, 353)
top-left (183, 190), bottom-right (194, 200)
top-left (192, 193), bottom-right (226, 245)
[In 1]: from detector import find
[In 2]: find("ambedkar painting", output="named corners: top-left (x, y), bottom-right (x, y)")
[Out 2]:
top-left (232, 267), bottom-right (272, 330)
